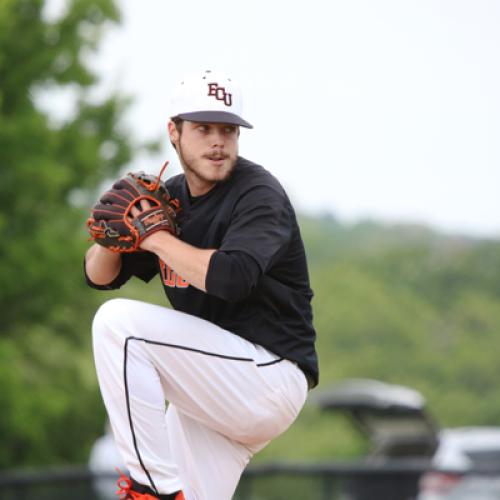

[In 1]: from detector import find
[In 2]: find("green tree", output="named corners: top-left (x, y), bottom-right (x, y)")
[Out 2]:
top-left (0, 0), bottom-right (141, 467)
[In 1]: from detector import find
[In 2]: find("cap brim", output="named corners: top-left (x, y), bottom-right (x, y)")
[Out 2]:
top-left (174, 111), bottom-right (253, 129)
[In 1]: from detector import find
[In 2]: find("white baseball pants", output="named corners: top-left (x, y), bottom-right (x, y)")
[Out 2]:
top-left (92, 298), bottom-right (308, 500)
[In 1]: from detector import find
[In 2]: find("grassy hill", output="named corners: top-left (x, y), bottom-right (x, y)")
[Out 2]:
top-left (2, 215), bottom-right (499, 467)
top-left (100, 215), bottom-right (500, 463)
top-left (253, 215), bottom-right (500, 462)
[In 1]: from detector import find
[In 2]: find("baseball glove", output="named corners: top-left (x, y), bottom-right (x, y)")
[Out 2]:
top-left (87, 162), bottom-right (180, 253)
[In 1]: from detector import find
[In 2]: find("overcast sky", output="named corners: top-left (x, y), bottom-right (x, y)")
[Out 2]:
top-left (45, 0), bottom-right (500, 238)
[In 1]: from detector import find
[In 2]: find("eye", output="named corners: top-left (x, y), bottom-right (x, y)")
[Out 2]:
top-left (197, 124), bottom-right (209, 132)
top-left (224, 126), bottom-right (237, 134)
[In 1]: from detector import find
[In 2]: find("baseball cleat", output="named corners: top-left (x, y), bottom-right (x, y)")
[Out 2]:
top-left (115, 470), bottom-right (185, 499)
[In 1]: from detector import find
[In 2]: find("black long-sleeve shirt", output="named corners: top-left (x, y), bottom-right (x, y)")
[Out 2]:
top-left (85, 157), bottom-right (319, 386)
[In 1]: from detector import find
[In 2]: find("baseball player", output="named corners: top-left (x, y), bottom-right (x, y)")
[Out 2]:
top-left (84, 70), bottom-right (319, 500)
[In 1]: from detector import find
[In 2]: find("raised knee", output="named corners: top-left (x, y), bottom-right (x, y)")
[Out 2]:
top-left (92, 298), bottom-right (130, 342)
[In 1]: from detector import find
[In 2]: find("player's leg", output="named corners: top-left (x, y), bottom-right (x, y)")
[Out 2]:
top-left (92, 299), bottom-right (183, 495)
top-left (163, 360), bottom-right (306, 500)
top-left (165, 405), bottom-right (254, 500)
top-left (92, 298), bottom-right (308, 498)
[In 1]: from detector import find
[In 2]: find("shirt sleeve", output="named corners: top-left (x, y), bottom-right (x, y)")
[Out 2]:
top-left (205, 250), bottom-right (261, 302)
top-left (205, 185), bottom-right (293, 301)
top-left (84, 251), bottom-right (159, 290)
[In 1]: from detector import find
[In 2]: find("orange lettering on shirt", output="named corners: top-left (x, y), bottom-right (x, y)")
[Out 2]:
top-left (159, 259), bottom-right (189, 288)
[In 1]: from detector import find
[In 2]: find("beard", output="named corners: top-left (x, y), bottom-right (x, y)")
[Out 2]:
top-left (178, 143), bottom-right (238, 187)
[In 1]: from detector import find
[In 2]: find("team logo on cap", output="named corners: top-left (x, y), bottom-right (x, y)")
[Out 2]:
top-left (207, 82), bottom-right (232, 107)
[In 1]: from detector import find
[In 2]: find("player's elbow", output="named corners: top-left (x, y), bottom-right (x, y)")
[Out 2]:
top-left (214, 279), bottom-right (255, 303)
top-left (205, 251), bottom-right (260, 303)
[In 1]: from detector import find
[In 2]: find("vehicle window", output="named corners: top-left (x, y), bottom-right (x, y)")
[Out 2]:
top-left (465, 450), bottom-right (500, 469)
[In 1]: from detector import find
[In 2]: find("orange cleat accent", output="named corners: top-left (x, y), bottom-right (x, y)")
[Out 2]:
top-left (115, 469), bottom-right (185, 500)
top-left (116, 470), bottom-right (158, 499)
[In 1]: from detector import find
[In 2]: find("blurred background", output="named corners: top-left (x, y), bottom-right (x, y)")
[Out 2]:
top-left (0, 0), bottom-right (499, 499)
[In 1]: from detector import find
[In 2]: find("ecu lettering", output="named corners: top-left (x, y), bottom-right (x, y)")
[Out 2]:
top-left (207, 82), bottom-right (232, 107)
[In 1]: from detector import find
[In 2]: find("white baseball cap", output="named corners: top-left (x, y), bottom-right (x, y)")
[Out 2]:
top-left (169, 70), bottom-right (253, 129)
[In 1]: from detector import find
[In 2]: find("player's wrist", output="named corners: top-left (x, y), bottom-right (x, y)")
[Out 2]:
top-left (139, 229), bottom-right (174, 253)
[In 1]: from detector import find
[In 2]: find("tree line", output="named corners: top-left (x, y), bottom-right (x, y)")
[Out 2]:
top-left (1, 0), bottom-right (499, 468)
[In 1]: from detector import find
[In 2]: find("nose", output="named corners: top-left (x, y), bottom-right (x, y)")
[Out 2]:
top-left (209, 129), bottom-right (225, 147)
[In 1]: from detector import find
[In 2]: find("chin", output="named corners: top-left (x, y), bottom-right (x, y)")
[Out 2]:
top-left (221, 160), bottom-right (237, 180)
top-left (207, 158), bottom-right (236, 179)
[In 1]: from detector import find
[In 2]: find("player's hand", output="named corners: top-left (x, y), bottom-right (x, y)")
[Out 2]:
top-left (87, 165), bottom-right (180, 253)
top-left (129, 200), bottom-right (173, 251)
top-left (129, 198), bottom-right (152, 218)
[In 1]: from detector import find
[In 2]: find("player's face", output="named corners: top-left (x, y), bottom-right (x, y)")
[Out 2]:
top-left (169, 121), bottom-right (239, 196)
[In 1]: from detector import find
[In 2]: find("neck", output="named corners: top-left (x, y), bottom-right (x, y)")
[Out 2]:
top-left (184, 173), bottom-right (216, 197)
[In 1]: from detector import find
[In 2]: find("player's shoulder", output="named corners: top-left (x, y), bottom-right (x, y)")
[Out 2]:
top-left (164, 171), bottom-right (185, 198)
top-left (233, 157), bottom-right (285, 195)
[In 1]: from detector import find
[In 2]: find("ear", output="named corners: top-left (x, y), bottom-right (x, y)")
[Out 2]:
top-left (168, 121), bottom-right (179, 145)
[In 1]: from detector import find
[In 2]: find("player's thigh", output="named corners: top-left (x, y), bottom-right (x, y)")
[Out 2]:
top-left (93, 298), bottom-right (308, 443)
